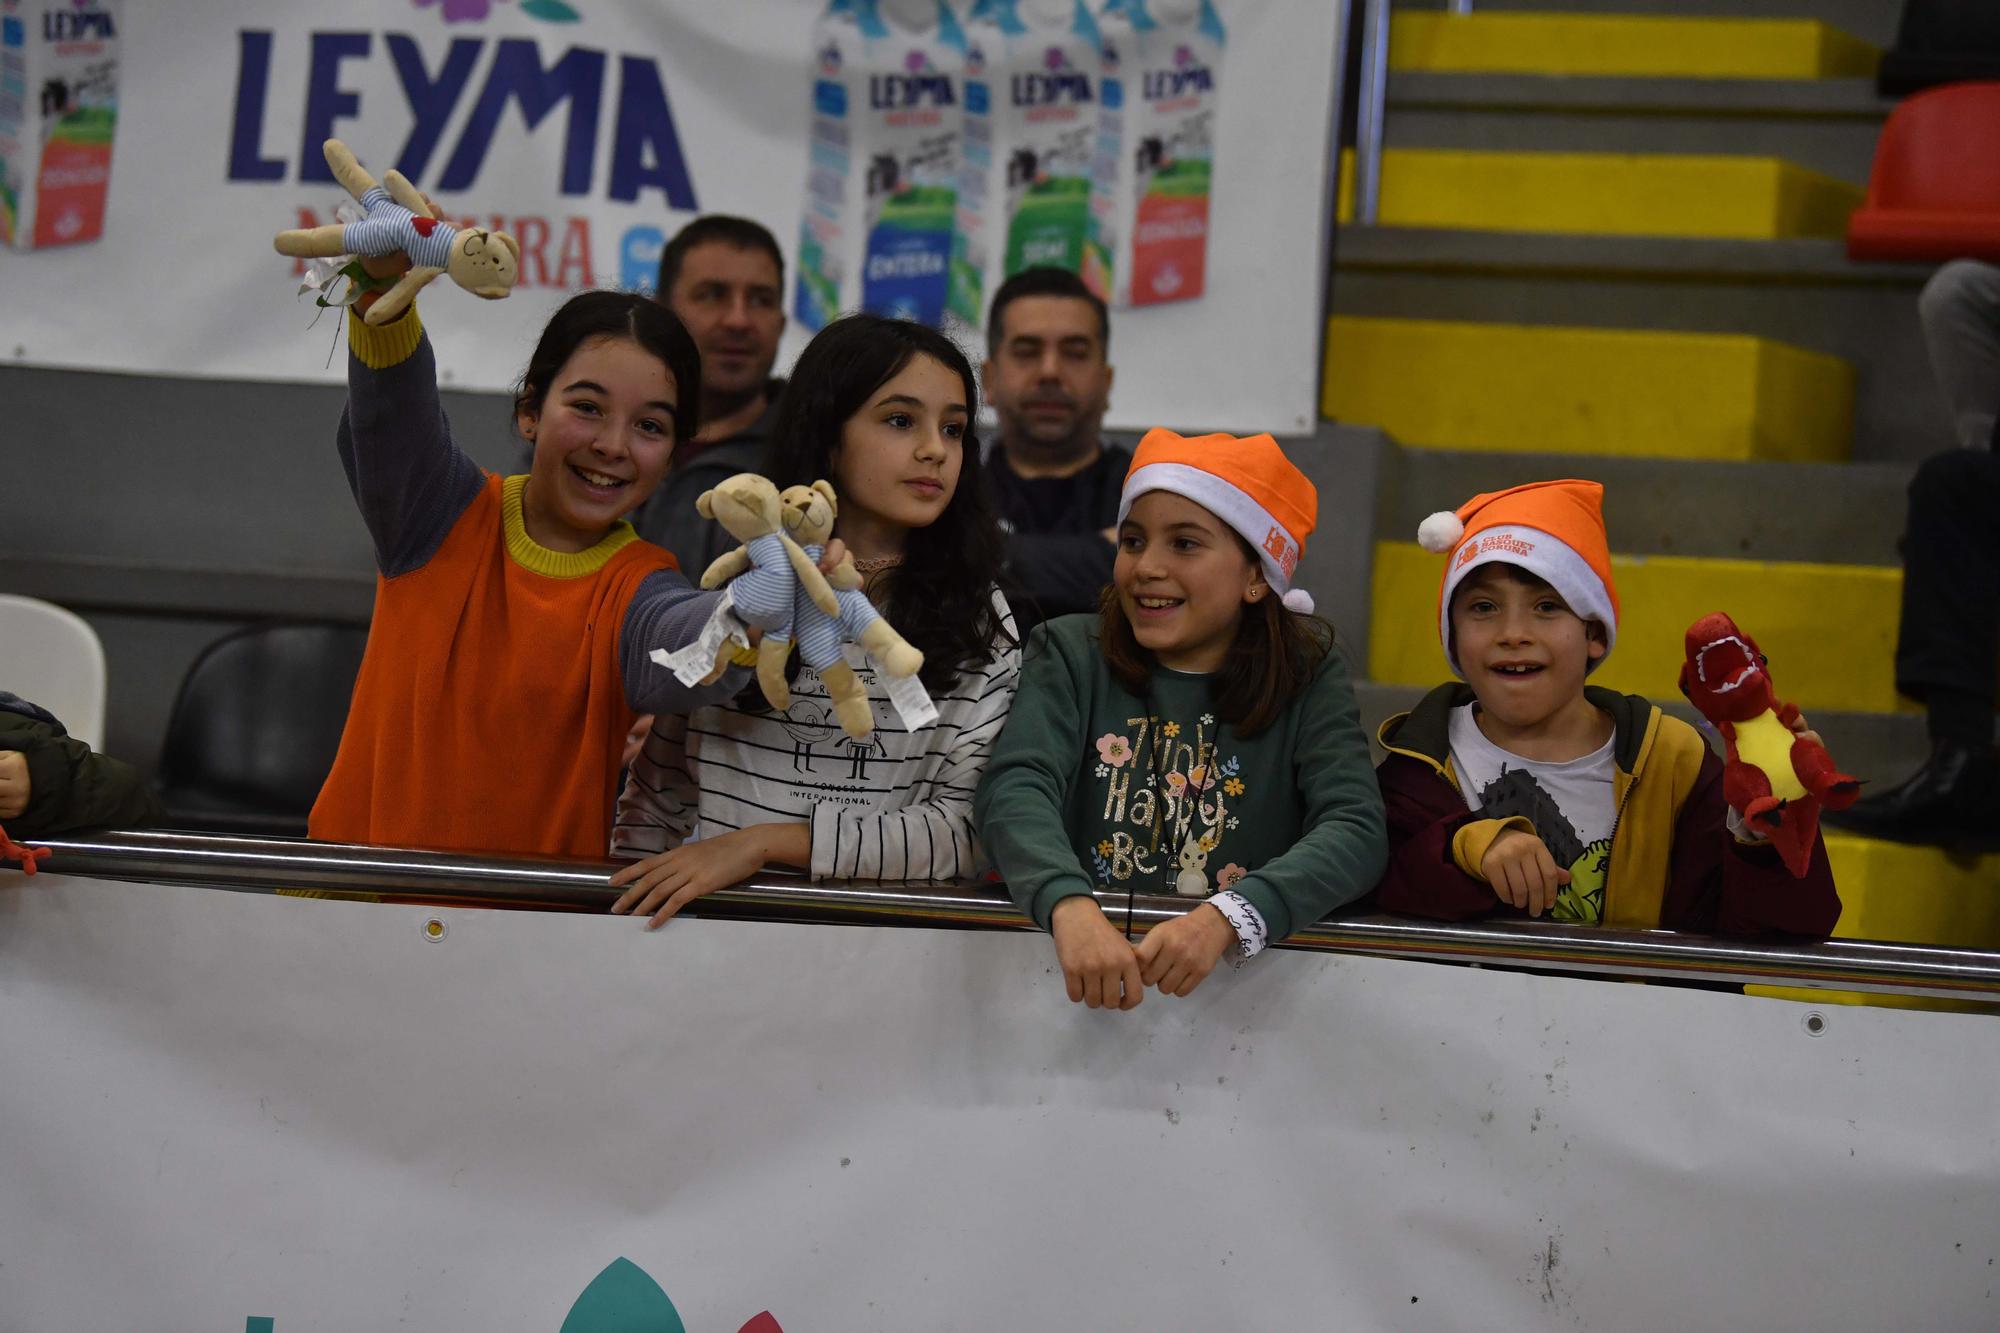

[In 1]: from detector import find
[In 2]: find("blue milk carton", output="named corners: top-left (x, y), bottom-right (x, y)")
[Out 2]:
top-left (797, 0), bottom-right (968, 331)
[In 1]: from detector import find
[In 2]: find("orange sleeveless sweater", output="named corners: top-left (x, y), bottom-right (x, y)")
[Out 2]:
top-left (311, 474), bottom-right (674, 858)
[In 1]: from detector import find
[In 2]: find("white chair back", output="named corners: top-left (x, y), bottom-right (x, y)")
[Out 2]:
top-left (0, 594), bottom-right (108, 750)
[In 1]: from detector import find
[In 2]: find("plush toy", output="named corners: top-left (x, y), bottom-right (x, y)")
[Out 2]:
top-left (1678, 612), bottom-right (1859, 877)
top-left (273, 139), bottom-right (519, 326)
top-left (766, 481), bottom-right (923, 703)
top-left (695, 475), bottom-right (923, 740)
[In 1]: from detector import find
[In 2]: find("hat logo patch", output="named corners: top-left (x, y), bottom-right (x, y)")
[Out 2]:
top-left (1458, 532), bottom-right (1536, 567)
top-left (1263, 526), bottom-right (1298, 576)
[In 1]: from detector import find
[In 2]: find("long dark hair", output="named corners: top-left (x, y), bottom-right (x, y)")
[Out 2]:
top-left (514, 291), bottom-right (703, 451)
top-left (1097, 531), bottom-right (1334, 737)
top-left (762, 313), bottom-right (1011, 692)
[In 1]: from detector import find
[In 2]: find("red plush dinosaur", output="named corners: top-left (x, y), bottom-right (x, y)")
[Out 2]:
top-left (1678, 612), bottom-right (1860, 877)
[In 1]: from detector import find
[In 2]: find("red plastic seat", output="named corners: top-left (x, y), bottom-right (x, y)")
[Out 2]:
top-left (1846, 82), bottom-right (2000, 263)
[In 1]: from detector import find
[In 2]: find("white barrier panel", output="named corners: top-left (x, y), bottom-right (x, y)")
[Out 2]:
top-left (4, 874), bottom-right (1999, 1330)
top-left (0, 1), bottom-right (1338, 436)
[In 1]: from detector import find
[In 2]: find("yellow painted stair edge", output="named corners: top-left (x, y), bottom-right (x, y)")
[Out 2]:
top-left (1391, 13), bottom-right (1880, 80)
top-left (1324, 316), bottom-right (1853, 463)
top-left (1335, 148), bottom-right (1862, 240)
top-left (1369, 541), bottom-right (1902, 715)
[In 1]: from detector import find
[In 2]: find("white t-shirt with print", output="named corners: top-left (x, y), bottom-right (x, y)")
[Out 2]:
top-left (1446, 703), bottom-right (1617, 923)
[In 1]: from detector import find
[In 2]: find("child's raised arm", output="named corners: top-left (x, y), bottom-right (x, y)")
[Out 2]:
top-left (335, 303), bottom-right (485, 578)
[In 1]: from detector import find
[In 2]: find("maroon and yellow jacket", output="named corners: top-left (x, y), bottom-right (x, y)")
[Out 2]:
top-left (1373, 683), bottom-right (1840, 937)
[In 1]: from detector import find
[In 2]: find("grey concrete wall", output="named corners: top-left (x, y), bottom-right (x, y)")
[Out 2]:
top-left (1289, 423), bottom-right (1393, 669)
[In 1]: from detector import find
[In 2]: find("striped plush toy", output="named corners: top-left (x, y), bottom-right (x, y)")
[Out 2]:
top-left (273, 138), bottom-right (519, 326)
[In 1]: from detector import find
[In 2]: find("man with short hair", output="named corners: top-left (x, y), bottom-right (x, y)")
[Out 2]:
top-left (627, 215), bottom-right (788, 574)
top-left (982, 267), bottom-right (1124, 628)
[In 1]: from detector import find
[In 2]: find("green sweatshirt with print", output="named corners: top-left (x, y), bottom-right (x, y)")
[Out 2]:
top-left (974, 615), bottom-right (1388, 939)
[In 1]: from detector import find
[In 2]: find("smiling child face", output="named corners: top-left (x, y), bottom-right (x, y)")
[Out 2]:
top-left (1449, 565), bottom-right (1607, 733)
top-left (1114, 490), bottom-right (1264, 674)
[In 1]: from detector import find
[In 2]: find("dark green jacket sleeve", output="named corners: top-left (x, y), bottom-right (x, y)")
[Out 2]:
top-left (2, 713), bottom-right (164, 839)
top-left (1228, 648), bottom-right (1389, 940)
top-left (973, 622), bottom-right (1097, 929)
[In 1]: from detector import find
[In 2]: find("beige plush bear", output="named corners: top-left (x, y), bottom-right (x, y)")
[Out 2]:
top-left (692, 475), bottom-right (924, 740)
top-left (690, 475), bottom-right (859, 724)
top-left (273, 139), bottom-right (520, 326)
top-left (777, 481), bottom-right (923, 683)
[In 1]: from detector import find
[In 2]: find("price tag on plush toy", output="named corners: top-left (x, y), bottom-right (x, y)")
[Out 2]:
top-left (653, 590), bottom-right (751, 688)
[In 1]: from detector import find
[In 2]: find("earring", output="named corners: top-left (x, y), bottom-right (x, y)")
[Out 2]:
top-left (1248, 589), bottom-right (1263, 602)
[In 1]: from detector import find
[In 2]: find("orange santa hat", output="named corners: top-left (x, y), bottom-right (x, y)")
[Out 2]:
top-left (1118, 428), bottom-right (1320, 613)
top-left (1418, 478), bottom-right (1620, 675)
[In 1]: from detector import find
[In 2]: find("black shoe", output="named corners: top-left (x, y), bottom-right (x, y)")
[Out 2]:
top-left (1823, 740), bottom-right (2000, 852)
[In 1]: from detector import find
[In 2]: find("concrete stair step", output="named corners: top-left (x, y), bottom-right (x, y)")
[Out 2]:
top-left (1389, 72), bottom-right (1890, 116)
top-left (1334, 226), bottom-right (1910, 281)
top-left (1323, 315), bottom-right (1853, 463)
top-left (1336, 148), bottom-right (1863, 240)
top-left (1388, 12), bottom-right (1878, 80)
top-left (1375, 446), bottom-right (1911, 568)
top-left (1329, 228), bottom-right (1946, 466)
top-left (1367, 539), bottom-right (1903, 714)
top-left (1384, 73), bottom-right (1887, 185)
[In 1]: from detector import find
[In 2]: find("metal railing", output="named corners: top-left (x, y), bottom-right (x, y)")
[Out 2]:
top-left (21, 830), bottom-right (2000, 1004)
top-left (1353, 0), bottom-right (1476, 225)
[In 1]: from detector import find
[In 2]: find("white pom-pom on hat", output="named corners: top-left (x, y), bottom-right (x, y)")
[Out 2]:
top-left (1281, 588), bottom-right (1315, 614)
top-left (1417, 510), bottom-right (1465, 554)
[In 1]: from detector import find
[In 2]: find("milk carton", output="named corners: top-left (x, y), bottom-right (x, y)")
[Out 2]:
top-left (1084, 0), bottom-right (1223, 308)
top-left (796, 0), bottom-right (968, 331)
top-left (945, 0), bottom-right (1101, 336)
top-left (0, 0), bottom-right (120, 250)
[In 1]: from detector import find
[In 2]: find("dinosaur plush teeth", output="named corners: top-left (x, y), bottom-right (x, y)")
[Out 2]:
top-left (1677, 611), bottom-right (1859, 878)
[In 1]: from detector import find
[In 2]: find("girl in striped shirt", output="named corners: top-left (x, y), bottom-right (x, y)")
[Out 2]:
top-left (611, 315), bottom-right (1020, 925)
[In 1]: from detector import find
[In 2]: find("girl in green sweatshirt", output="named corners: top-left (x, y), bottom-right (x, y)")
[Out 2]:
top-left (974, 430), bottom-right (1387, 1009)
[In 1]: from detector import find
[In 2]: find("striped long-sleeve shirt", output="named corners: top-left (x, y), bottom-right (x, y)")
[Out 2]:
top-left (613, 590), bottom-right (1021, 882)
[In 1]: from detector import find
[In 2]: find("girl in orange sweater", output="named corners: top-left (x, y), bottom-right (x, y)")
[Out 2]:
top-left (309, 285), bottom-right (784, 859)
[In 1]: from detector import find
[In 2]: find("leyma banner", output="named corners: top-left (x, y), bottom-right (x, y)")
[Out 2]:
top-left (4, 874), bottom-right (1999, 1330)
top-left (0, 0), bottom-right (1339, 435)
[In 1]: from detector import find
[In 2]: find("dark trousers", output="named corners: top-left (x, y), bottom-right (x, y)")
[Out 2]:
top-left (1895, 450), bottom-right (2000, 736)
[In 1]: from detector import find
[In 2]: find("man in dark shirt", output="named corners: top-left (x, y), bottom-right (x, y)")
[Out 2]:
top-left (982, 267), bottom-right (1124, 628)
top-left (627, 215), bottom-right (789, 577)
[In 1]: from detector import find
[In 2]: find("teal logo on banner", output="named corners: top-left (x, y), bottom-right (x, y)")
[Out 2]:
top-left (562, 1258), bottom-right (686, 1333)
top-left (242, 1259), bottom-right (782, 1331)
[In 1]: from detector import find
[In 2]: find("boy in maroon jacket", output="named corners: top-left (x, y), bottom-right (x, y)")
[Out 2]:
top-left (1373, 480), bottom-right (1840, 937)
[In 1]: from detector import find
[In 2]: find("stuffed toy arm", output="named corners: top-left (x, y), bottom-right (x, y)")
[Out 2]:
top-left (782, 539), bottom-right (843, 618)
top-left (700, 547), bottom-right (753, 590)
